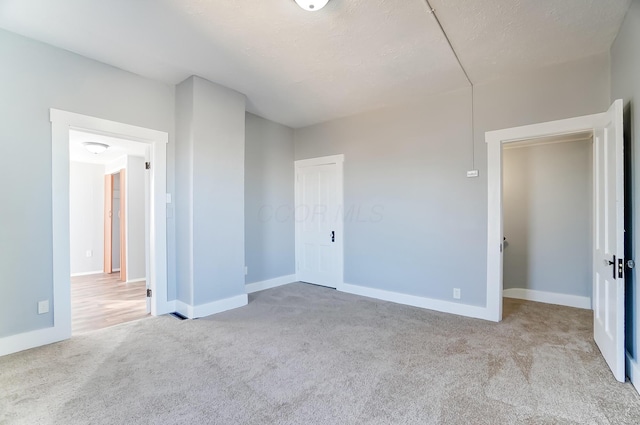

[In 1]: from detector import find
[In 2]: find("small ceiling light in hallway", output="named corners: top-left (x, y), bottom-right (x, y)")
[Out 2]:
top-left (294, 0), bottom-right (329, 11)
top-left (83, 142), bottom-right (109, 154)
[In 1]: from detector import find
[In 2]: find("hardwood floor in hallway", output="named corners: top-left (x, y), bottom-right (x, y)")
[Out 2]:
top-left (71, 273), bottom-right (149, 334)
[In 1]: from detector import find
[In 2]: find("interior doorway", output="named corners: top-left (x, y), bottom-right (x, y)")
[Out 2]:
top-left (68, 129), bottom-right (149, 333)
top-left (502, 133), bottom-right (593, 310)
top-left (485, 100), bottom-right (626, 382)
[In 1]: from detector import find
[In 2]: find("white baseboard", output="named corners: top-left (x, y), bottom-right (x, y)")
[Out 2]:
top-left (503, 288), bottom-right (591, 309)
top-left (245, 275), bottom-right (296, 294)
top-left (113, 268), bottom-right (121, 272)
top-left (175, 294), bottom-right (248, 319)
top-left (0, 323), bottom-right (71, 357)
top-left (70, 270), bottom-right (103, 277)
top-left (126, 278), bottom-right (146, 284)
top-left (627, 351), bottom-right (640, 394)
top-left (339, 283), bottom-right (492, 321)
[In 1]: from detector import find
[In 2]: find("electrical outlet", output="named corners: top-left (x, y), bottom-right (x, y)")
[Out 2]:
top-left (466, 170), bottom-right (479, 178)
top-left (244, 266), bottom-right (248, 276)
top-left (38, 300), bottom-right (49, 314)
top-left (453, 288), bottom-right (461, 299)
top-left (86, 250), bottom-right (92, 258)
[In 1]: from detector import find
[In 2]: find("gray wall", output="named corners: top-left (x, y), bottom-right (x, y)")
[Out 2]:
top-left (69, 162), bottom-right (105, 275)
top-left (245, 113), bottom-right (295, 284)
top-left (294, 53), bottom-right (610, 308)
top-left (127, 156), bottom-right (146, 281)
top-left (175, 77), bottom-right (194, 305)
top-left (503, 141), bottom-right (592, 299)
top-left (0, 29), bottom-right (175, 338)
top-left (611, 0), bottom-right (640, 366)
top-left (175, 76), bottom-right (247, 307)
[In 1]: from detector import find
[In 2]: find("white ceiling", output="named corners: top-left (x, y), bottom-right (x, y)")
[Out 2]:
top-left (69, 130), bottom-right (146, 165)
top-left (0, 0), bottom-right (631, 128)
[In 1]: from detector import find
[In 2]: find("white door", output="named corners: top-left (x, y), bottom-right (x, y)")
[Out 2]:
top-left (593, 99), bottom-right (625, 382)
top-left (295, 156), bottom-right (344, 288)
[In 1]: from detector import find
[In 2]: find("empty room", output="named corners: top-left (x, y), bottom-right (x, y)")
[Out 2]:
top-left (2, 0), bottom-right (640, 424)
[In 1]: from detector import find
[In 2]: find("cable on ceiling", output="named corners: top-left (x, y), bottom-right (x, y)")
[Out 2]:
top-left (423, 0), bottom-right (476, 170)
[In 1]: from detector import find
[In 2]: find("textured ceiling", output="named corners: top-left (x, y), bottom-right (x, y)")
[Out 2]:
top-left (0, 0), bottom-right (631, 128)
top-left (429, 0), bottom-right (632, 83)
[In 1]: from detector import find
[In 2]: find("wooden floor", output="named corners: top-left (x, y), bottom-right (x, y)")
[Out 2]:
top-left (71, 273), bottom-right (149, 334)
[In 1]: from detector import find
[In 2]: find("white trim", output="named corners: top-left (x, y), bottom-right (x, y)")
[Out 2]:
top-left (295, 154), bottom-right (345, 289)
top-left (0, 109), bottom-right (172, 357)
top-left (113, 268), bottom-right (121, 272)
top-left (503, 288), bottom-right (591, 310)
top-left (0, 325), bottom-right (70, 357)
top-left (175, 294), bottom-right (248, 319)
top-left (295, 154), bottom-right (344, 168)
top-left (340, 283), bottom-right (493, 321)
top-left (126, 278), bottom-right (146, 284)
top-left (70, 270), bottom-right (104, 277)
top-left (486, 112), bottom-right (605, 322)
top-left (246, 275), bottom-right (296, 293)
top-left (502, 135), bottom-right (593, 150)
top-left (626, 351), bottom-right (640, 393)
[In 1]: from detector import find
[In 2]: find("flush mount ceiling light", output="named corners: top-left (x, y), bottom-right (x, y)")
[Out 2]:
top-left (294, 0), bottom-right (329, 11)
top-left (83, 142), bottom-right (109, 154)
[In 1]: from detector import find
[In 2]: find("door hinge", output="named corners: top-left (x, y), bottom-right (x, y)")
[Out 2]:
top-left (145, 162), bottom-right (151, 170)
top-left (146, 289), bottom-right (152, 298)
top-left (618, 258), bottom-right (624, 279)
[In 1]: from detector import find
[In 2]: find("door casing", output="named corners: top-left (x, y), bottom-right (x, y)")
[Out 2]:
top-left (104, 174), bottom-right (113, 274)
top-left (49, 109), bottom-right (170, 346)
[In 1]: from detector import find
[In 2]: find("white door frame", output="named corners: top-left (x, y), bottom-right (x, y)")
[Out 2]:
top-left (485, 112), bottom-right (605, 322)
top-left (50, 109), bottom-right (171, 337)
top-left (294, 154), bottom-right (345, 289)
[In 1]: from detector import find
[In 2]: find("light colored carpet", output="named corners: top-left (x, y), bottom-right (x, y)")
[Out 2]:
top-left (1, 283), bottom-right (639, 424)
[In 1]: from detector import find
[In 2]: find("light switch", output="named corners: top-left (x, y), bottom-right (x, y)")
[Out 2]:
top-left (86, 250), bottom-right (93, 258)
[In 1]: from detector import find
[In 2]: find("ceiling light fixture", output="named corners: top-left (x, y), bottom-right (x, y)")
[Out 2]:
top-left (83, 142), bottom-right (109, 155)
top-left (294, 0), bottom-right (329, 11)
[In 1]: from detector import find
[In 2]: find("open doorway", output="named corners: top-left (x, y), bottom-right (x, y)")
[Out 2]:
top-left (68, 129), bottom-right (149, 334)
top-left (486, 100), bottom-right (626, 382)
top-left (502, 132), bottom-right (593, 312)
